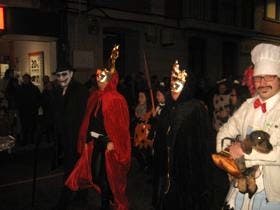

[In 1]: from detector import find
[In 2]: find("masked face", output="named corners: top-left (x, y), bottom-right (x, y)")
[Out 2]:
top-left (170, 77), bottom-right (185, 93)
top-left (170, 60), bottom-right (187, 93)
top-left (56, 70), bottom-right (73, 88)
top-left (96, 69), bottom-right (110, 83)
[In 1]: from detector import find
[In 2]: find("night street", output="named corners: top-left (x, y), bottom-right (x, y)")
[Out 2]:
top-left (0, 142), bottom-right (228, 210)
top-left (1, 1), bottom-right (280, 209)
top-left (0, 143), bottom-right (154, 210)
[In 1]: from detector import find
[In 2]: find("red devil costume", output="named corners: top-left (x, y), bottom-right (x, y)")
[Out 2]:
top-left (65, 68), bottom-right (131, 210)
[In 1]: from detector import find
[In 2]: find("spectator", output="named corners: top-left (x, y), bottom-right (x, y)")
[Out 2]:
top-left (17, 74), bottom-right (41, 145)
top-left (52, 65), bottom-right (88, 210)
top-left (212, 78), bottom-right (231, 131)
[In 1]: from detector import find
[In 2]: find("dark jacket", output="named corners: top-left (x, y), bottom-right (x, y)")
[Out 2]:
top-left (159, 83), bottom-right (214, 210)
top-left (53, 80), bottom-right (88, 176)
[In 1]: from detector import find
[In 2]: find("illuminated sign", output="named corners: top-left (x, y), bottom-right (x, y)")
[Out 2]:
top-left (0, 7), bottom-right (4, 30)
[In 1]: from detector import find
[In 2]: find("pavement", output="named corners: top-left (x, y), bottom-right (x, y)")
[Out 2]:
top-left (0, 143), bottom-right (154, 210)
top-left (0, 142), bottom-right (228, 210)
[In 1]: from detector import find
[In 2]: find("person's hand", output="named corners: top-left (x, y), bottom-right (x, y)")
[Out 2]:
top-left (228, 142), bottom-right (244, 160)
top-left (107, 142), bottom-right (114, 151)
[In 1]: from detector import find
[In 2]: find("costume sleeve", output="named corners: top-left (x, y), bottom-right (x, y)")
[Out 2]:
top-left (216, 102), bottom-right (247, 152)
top-left (103, 94), bottom-right (131, 166)
top-left (244, 145), bottom-right (280, 167)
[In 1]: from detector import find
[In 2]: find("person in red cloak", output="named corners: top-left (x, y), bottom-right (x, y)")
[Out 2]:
top-left (65, 45), bottom-right (131, 210)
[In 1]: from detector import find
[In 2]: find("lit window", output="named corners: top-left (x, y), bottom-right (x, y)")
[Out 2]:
top-left (265, 0), bottom-right (280, 20)
top-left (0, 7), bottom-right (4, 30)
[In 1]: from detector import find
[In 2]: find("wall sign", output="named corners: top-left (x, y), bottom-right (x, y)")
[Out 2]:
top-left (29, 51), bottom-right (44, 87)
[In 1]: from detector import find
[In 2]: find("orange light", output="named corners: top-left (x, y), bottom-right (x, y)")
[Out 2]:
top-left (0, 7), bottom-right (4, 30)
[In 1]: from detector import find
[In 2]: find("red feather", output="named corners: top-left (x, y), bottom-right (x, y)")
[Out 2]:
top-left (242, 65), bottom-right (255, 96)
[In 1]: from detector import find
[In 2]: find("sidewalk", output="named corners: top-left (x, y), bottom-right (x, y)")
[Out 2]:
top-left (0, 143), bottom-right (227, 210)
top-left (0, 145), bottom-right (154, 210)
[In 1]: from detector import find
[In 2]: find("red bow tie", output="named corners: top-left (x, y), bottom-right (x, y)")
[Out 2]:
top-left (254, 98), bottom-right (266, 113)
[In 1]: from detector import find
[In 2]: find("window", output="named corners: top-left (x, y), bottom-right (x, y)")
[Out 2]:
top-left (0, 7), bottom-right (4, 30)
top-left (89, 0), bottom-right (150, 13)
top-left (188, 37), bottom-right (206, 78)
top-left (219, 0), bottom-right (237, 25)
top-left (265, 0), bottom-right (280, 21)
top-left (182, 0), bottom-right (213, 21)
top-left (241, 0), bottom-right (254, 28)
top-left (222, 42), bottom-right (238, 78)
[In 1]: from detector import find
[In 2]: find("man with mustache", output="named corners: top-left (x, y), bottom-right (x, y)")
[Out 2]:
top-left (216, 43), bottom-right (280, 209)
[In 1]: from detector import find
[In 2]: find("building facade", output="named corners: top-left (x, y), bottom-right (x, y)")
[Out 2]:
top-left (1, 0), bottom-right (280, 87)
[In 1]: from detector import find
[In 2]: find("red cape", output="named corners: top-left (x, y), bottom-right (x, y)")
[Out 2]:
top-left (65, 73), bottom-right (131, 210)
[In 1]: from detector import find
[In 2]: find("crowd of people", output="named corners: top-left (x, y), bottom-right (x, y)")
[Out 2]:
top-left (1, 42), bottom-right (280, 210)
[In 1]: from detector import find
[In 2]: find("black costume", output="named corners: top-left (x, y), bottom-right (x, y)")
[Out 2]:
top-left (152, 101), bottom-right (169, 208)
top-left (155, 83), bottom-right (213, 210)
top-left (54, 80), bottom-right (88, 176)
top-left (87, 105), bottom-right (113, 209)
top-left (53, 79), bottom-right (88, 209)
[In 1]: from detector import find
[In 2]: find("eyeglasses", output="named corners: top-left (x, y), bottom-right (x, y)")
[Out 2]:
top-left (253, 75), bottom-right (277, 82)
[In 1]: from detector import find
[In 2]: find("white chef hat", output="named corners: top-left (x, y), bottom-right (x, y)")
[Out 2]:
top-left (251, 43), bottom-right (280, 77)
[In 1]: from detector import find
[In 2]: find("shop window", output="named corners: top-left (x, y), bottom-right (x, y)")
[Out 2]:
top-left (265, 0), bottom-right (280, 21)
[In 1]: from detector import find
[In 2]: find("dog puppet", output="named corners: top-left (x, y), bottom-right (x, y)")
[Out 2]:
top-left (212, 130), bottom-right (273, 198)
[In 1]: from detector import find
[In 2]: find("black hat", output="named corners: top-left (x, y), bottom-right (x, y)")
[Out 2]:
top-left (53, 64), bottom-right (75, 75)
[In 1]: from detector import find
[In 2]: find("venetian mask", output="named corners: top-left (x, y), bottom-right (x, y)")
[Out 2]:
top-left (96, 44), bottom-right (119, 84)
top-left (170, 60), bottom-right (187, 93)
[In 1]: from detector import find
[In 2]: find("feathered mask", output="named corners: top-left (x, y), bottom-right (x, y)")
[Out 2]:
top-left (170, 60), bottom-right (188, 93)
top-left (96, 44), bottom-right (119, 83)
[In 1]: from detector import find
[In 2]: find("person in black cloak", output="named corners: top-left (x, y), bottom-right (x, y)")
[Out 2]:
top-left (150, 81), bottom-right (169, 208)
top-left (156, 60), bottom-right (213, 210)
top-left (52, 65), bottom-right (88, 210)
